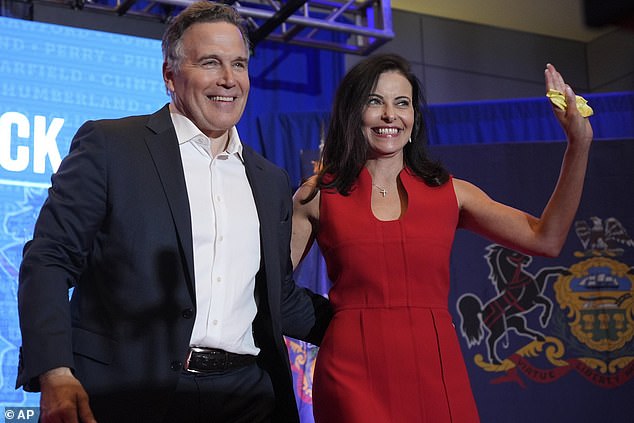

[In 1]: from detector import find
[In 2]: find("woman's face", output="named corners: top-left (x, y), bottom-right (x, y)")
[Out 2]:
top-left (361, 70), bottom-right (414, 159)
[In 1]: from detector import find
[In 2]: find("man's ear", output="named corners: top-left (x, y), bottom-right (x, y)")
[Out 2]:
top-left (163, 62), bottom-right (175, 93)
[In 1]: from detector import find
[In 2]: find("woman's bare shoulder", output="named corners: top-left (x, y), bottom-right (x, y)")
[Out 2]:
top-left (293, 175), bottom-right (321, 219)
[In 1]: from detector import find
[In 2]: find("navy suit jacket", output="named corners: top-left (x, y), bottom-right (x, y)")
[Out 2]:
top-left (17, 104), bottom-right (330, 422)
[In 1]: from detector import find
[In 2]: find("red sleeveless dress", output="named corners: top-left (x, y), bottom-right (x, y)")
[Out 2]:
top-left (313, 167), bottom-right (480, 423)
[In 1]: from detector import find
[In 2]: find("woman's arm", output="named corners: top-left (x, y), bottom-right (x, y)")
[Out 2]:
top-left (291, 177), bottom-right (321, 269)
top-left (456, 64), bottom-right (593, 257)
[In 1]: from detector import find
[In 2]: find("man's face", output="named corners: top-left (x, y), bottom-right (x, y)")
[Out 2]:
top-left (164, 21), bottom-right (250, 138)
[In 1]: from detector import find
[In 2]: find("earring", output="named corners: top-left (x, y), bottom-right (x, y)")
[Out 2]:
top-left (408, 137), bottom-right (412, 143)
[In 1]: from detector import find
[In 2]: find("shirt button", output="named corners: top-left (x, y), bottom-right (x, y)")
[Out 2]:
top-left (212, 320), bottom-right (218, 326)
top-left (216, 277), bottom-right (222, 283)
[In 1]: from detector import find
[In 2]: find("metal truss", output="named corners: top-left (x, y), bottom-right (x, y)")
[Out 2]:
top-left (62, 0), bottom-right (394, 54)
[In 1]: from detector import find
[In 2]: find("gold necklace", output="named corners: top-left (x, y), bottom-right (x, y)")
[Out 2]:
top-left (372, 183), bottom-right (388, 197)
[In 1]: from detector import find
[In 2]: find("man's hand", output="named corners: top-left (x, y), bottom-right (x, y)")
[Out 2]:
top-left (39, 367), bottom-right (97, 423)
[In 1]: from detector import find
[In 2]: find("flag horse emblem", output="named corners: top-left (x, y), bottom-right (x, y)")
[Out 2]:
top-left (457, 245), bottom-right (569, 364)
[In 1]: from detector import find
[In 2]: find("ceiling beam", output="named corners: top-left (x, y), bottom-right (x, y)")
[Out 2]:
top-left (249, 0), bottom-right (307, 46)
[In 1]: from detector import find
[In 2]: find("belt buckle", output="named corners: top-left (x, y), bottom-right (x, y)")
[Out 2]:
top-left (184, 346), bottom-right (210, 373)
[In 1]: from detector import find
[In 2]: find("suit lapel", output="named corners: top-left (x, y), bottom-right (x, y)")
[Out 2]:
top-left (243, 147), bottom-right (270, 228)
top-left (242, 147), bottom-right (278, 301)
top-left (144, 105), bottom-right (195, 299)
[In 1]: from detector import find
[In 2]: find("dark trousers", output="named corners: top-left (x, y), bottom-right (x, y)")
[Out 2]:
top-left (163, 363), bottom-right (275, 423)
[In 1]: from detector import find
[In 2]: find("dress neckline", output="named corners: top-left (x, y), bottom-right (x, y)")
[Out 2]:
top-left (359, 166), bottom-right (409, 223)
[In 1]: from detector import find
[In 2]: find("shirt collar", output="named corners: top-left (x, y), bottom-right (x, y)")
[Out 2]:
top-left (169, 109), bottom-right (244, 158)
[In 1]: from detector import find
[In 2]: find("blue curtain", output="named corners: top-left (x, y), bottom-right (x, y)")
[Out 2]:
top-left (426, 91), bottom-right (634, 145)
top-left (236, 40), bottom-right (343, 155)
top-left (257, 92), bottom-right (634, 187)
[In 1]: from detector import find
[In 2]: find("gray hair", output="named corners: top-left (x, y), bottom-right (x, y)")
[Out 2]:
top-left (162, 1), bottom-right (250, 71)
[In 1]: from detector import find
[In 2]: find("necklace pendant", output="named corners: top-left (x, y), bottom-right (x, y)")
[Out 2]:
top-left (372, 183), bottom-right (388, 197)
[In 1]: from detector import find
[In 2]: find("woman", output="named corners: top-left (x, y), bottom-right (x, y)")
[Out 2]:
top-left (291, 54), bottom-right (592, 422)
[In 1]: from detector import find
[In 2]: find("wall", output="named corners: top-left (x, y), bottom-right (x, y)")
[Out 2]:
top-left (391, 0), bottom-right (612, 42)
top-left (346, 9), bottom-right (634, 104)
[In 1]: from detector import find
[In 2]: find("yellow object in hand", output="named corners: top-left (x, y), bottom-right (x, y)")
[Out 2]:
top-left (546, 89), bottom-right (594, 117)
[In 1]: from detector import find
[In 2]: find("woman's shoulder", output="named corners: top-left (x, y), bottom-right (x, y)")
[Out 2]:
top-left (451, 177), bottom-right (492, 211)
top-left (294, 175), bottom-right (320, 203)
top-left (293, 176), bottom-right (321, 222)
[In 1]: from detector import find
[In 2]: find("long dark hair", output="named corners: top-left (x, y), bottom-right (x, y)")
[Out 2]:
top-left (315, 53), bottom-right (449, 197)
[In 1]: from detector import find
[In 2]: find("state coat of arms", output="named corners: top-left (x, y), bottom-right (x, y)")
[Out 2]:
top-left (457, 216), bottom-right (634, 388)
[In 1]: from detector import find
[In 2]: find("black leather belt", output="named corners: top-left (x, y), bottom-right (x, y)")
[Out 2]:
top-left (184, 347), bottom-right (257, 373)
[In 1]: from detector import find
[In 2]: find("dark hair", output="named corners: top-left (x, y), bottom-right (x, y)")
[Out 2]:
top-left (316, 53), bottom-right (449, 196)
top-left (162, 1), bottom-right (250, 71)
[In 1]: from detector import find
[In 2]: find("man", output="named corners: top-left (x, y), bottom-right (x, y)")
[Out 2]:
top-left (16, 2), bottom-right (331, 422)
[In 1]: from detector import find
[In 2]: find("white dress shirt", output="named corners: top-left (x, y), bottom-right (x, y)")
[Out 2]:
top-left (171, 111), bottom-right (261, 355)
